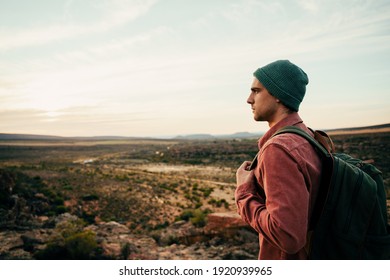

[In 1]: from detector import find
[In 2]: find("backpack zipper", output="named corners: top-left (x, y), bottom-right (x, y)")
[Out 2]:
top-left (343, 169), bottom-right (364, 233)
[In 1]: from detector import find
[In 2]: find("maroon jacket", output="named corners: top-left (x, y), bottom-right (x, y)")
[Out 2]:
top-left (235, 113), bottom-right (322, 259)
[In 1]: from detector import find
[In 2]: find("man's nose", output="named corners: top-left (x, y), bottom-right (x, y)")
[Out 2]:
top-left (247, 93), bottom-right (253, 104)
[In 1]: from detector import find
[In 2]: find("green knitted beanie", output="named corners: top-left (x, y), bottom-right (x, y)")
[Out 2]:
top-left (253, 60), bottom-right (308, 112)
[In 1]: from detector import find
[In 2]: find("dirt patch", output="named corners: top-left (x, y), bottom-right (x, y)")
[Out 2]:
top-left (137, 163), bottom-right (230, 174)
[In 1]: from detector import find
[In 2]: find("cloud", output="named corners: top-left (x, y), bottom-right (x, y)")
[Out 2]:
top-left (0, 109), bottom-right (48, 133)
top-left (262, 0), bottom-right (390, 59)
top-left (0, 0), bottom-right (158, 51)
top-left (94, 0), bottom-right (158, 28)
top-left (296, 0), bottom-right (320, 13)
top-left (0, 106), bottom-right (155, 136)
top-left (221, 0), bottom-right (284, 22)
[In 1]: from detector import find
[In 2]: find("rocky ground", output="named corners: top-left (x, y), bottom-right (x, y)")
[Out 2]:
top-left (0, 212), bottom-right (259, 260)
top-left (0, 168), bottom-right (258, 260)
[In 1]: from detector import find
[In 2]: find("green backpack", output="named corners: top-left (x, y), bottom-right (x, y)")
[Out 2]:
top-left (272, 126), bottom-right (390, 259)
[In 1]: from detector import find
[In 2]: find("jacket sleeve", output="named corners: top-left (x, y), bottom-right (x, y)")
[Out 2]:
top-left (235, 143), bottom-right (309, 254)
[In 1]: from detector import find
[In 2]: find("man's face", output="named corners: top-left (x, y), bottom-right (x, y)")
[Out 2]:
top-left (247, 78), bottom-right (278, 122)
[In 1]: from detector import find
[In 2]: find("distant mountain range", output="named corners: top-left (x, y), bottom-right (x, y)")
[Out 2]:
top-left (0, 123), bottom-right (388, 141)
top-left (0, 132), bottom-right (262, 141)
top-left (174, 131), bottom-right (262, 140)
top-left (0, 134), bottom-right (149, 141)
top-left (0, 133), bottom-right (64, 141)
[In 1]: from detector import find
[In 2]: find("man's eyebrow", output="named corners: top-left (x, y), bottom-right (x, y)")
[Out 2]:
top-left (251, 87), bottom-right (261, 91)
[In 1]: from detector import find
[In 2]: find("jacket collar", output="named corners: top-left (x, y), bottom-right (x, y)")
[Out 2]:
top-left (258, 112), bottom-right (303, 149)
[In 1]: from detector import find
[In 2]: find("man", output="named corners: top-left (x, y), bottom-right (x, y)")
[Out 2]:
top-left (235, 60), bottom-right (322, 259)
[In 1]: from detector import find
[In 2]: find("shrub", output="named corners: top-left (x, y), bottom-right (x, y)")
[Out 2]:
top-left (82, 194), bottom-right (100, 201)
top-left (35, 217), bottom-right (99, 260)
top-left (190, 209), bottom-right (207, 227)
top-left (179, 209), bottom-right (194, 221)
top-left (200, 187), bottom-right (213, 198)
top-left (65, 231), bottom-right (98, 259)
top-left (53, 196), bottom-right (64, 205)
top-left (154, 221), bottom-right (169, 230)
top-left (194, 202), bottom-right (203, 209)
top-left (55, 205), bottom-right (68, 214)
top-left (177, 209), bottom-right (208, 227)
top-left (121, 243), bottom-right (133, 259)
top-left (208, 198), bottom-right (229, 208)
top-left (63, 185), bottom-right (73, 191)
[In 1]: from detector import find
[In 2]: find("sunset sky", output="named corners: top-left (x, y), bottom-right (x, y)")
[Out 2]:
top-left (1, 0), bottom-right (389, 137)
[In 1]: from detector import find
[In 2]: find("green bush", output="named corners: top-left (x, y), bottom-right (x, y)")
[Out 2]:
top-left (55, 205), bottom-right (68, 214)
top-left (190, 209), bottom-right (207, 227)
top-left (200, 187), bottom-right (213, 198)
top-left (62, 185), bottom-right (73, 191)
top-left (179, 209), bottom-right (194, 221)
top-left (35, 217), bottom-right (98, 260)
top-left (178, 209), bottom-right (208, 227)
top-left (208, 198), bottom-right (229, 208)
top-left (53, 196), bottom-right (65, 205)
top-left (82, 194), bottom-right (100, 201)
top-left (65, 231), bottom-right (98, 259)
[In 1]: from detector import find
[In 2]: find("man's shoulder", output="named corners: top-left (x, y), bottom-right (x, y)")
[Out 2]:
top-left (261, 132), bottom-right (310, 152)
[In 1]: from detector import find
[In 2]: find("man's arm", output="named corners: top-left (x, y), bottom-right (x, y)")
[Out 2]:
top-left (235, 144), bottom-right (309, 254)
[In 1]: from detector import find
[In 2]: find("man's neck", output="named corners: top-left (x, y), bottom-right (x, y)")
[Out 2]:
top-left (268, 110), bottom-right (293, 128)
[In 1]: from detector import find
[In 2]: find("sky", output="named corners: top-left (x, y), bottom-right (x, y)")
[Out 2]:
top-left (0, 0), bottom-right (389, 137)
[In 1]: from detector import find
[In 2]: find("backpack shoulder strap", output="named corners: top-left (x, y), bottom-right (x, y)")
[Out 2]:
top-left (247, 126), bottom-right (332, 171)
top-left (272, 126), bottom-right (332, 158)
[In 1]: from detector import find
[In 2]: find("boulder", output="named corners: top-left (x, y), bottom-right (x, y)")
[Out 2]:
top-left (204, 211), bottom-right (251, 236)
top-left (86, 221), bottom-right (159, 259)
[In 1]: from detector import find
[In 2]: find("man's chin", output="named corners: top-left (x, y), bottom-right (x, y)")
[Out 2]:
top-left (253, 115), bottom-right (264, 122)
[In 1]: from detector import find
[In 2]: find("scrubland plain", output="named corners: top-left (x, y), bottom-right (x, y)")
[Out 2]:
top-left (0, 130), bottom-right (389, 259)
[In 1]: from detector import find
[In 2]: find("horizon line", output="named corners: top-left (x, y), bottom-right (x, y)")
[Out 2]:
top-left (0, 123), bottom-right (389, 140)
